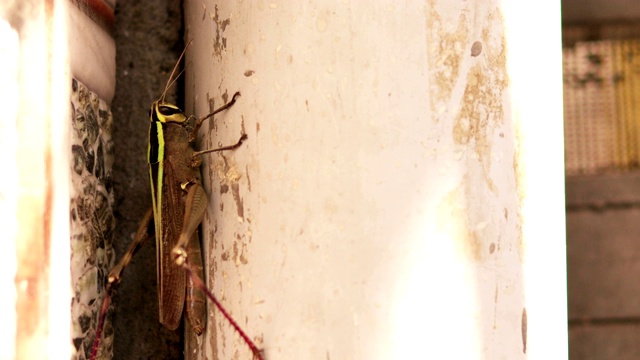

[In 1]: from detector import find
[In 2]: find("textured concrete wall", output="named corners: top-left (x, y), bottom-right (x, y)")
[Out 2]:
top-left (111, 1), bottom-right (183, 359)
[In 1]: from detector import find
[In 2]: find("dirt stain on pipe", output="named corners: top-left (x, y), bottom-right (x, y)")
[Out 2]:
top-left (521, 307), bottom-right (528, 353)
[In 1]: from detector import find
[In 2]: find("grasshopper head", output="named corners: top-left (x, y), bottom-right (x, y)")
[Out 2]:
top-left (149, 100), bottom-right (188, 124)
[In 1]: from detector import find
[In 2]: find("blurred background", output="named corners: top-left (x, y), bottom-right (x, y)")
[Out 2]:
top-left (563, 0), bottom-right (640, 359)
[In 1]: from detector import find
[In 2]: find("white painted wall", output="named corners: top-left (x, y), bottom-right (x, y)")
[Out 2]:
top-left (185, 1), bottom-right (567, 359)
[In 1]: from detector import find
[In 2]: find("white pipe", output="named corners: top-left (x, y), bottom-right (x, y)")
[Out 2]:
top-left (185, 1), bottom-right (567, 358)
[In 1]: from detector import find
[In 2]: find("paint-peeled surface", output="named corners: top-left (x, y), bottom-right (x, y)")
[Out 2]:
top-left (184, 1), bottom-right (566, 359)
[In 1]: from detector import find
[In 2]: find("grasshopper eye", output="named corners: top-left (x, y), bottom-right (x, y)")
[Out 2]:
top-left (158, 105), bottom-right (182, 116)
top-left (155, 104), bottom-right (187, 124)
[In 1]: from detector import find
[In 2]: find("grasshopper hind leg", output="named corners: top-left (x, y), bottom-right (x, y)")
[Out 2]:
top-left (184, 230), bottom-right (207, 360)
top-left (90, 208), bottom-right (155, 360)
top-left (185, 230), bottom-right (206, 335)
top-left (172, 183), bottom-right (208, 264)
top-left (171, 182), bottom-right (208, 335)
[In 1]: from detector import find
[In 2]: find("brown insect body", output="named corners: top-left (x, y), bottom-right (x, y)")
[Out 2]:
top-left (90, 43), bottom-right (261, 360)
top-left (150, 108), bottom-right (206, 333)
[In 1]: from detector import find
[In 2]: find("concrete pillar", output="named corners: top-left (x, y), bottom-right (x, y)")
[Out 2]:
top-left (185, 1), bottom-right (567, 359)
top-left (1, 1), bottom-right (75, 358)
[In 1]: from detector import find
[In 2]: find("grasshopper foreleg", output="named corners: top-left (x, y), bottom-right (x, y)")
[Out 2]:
top-left (189, 92), bottom-right (241, 142)
top-left (191, 133), bottom-right (248, 159)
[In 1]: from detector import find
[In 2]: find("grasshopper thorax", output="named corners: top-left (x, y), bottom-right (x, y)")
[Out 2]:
top-left (148, 100), bottom-right (191, 165)
top-left (150, 100), bottom-right (188, 124)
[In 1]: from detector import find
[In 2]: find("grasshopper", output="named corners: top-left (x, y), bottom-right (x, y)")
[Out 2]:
top-left (90, 44), bottom-right (263, 360)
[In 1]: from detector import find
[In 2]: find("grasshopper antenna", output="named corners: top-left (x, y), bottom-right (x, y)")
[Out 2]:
top-left (160, 39), bottom-right (192, 104)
